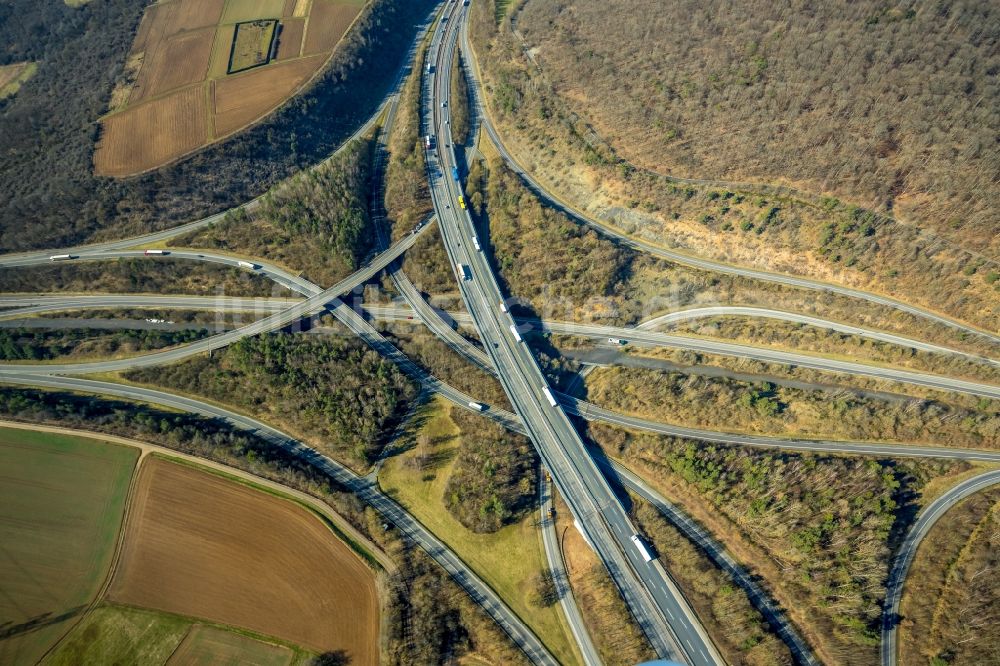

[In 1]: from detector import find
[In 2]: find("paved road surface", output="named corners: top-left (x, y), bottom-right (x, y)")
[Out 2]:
top-left (880, 470), bottom-right (1000, 666)
top-left (457, 16), bottom-right (1000, 349)
top-left (0, 372), bottom-right (557, 666)
top-left (428, 6), bottom-right (722, 663)
top-left (605, 460), bottom-right (820, 666)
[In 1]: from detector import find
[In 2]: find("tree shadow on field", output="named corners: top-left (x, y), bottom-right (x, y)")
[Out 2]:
top-left (0, 605), bottom-right (86, 640)
top-left (311, 650), bottom-right (351, 666)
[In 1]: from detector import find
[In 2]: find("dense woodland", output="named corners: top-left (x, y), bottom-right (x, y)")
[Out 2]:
top-left (0, 259), bottom-right (283, 297)
top-left (590, 422), bottom-right (966, 664)
top-left (898, 488), bottom-right (1000, 666)
top-left (127, 332), bottom-right (417, 469)
top-left (470, 0), bottom-right (1000, 334)
top-left (0, 326), bottom-right (208, 361)
top-left (516, 0), bottom-right (1000, 258)
top-left (384, 42), bottom-right (433, 241)
top-left (0, 387), bottom-right (528, 665)
top-left (631, 499), bottom-right (794, 665)
top-left (586, 366), bottom-right (1000, 448)
top-left (173, 140), bottom-right (374, 286)
top-left (443, 409), bottom-right (536, 533)
top-left (0, 0), bottom-right (435, 252)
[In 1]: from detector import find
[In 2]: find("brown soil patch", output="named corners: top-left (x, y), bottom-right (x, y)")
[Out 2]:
top-left (95, 85), bottom-right (209, 176)
top-left (109, 457), bottom-right (378, 662)
top-left (213, 55), bottom-right (323, 136)
top-left (276, 18), bottom-right (305, 60)
top-left (283, 0), bottom-right (299, 16)
top-left (302, 0), bottom-right (359, 55)
top-left (0, 63), bottom-right (26, 89)
top-left (133, 28), bottom-right (215, 101)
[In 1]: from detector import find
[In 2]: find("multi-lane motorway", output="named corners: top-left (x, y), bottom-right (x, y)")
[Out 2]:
top-left (425, 3), bottom-right (721, 663)
top-left (0, 0), bottom-right (998, 663)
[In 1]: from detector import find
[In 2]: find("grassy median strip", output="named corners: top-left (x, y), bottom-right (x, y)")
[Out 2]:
top-left (378, 397), bottom-right (576, 664)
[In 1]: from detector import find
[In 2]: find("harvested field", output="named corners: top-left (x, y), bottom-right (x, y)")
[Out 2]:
top-left (95, 84), bottom-right (209, 176)
top-left (168, 624), bottom-right (294, 666)
top-left (228, 20), bottom-right (278, 73)
top-left (0, 428), bottom-right (138, 666)
top-left (133, 28), bottom-right (215, 101)
top-left (108, 457), bottom-right (378, 662)
top-left (275, 18), bottom-right (305, 60)
top-left (98, 0), bottom-right (359, 176)
top-left (302, 0), bottom-right (361, 55)
top-left (208, 24), bottom-right (238, 78)
top-left (222, 0), bottom-right (286, 24)
top-left (213, 55), bottom-right (323, 136)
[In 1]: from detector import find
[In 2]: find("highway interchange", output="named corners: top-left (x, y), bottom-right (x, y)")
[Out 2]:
top-left (1, 1), bottom-right (999, 664)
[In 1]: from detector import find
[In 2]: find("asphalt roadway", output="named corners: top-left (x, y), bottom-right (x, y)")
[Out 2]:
top-left (427, 6), bottom-right (722, 664)
top-left (0, 371), bottom-right (557, 666)
top-left (457, 15), bottom-right (1000, 349)
top-left (880, 469), bottom-right (1000, 666)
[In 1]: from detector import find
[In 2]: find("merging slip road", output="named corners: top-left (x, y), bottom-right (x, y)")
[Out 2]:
top-left (426, 4), bottom-right (721, 663)
top-left (880, 470), bottom-right (1000, 666)
top-left (0, 372), bottom-right (556, 666)
top-left (457, 16), bottom-right (1000, 349)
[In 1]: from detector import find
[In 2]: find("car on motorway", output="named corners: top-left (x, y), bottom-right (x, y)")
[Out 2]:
top-left (458, 195), bottom-right (466, 209)
top-left (441, 101), bottom-right (447, 107)
top-left (472, 236), bottom-right (481, 251)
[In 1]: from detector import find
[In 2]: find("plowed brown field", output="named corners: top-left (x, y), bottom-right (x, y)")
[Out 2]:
top-left (95, 85), bottom-right (209, 176)
top-left (302, 0), bottom-right (360, 55)
top-left (133, 28), bottom-right (215, 101)
top-left (97, 0), bottom-right (357, 176)
top-left (108, 457), bottom-right (378, 663)
top-left (275, 18), bottom-right (305, 60)
top-left (213, 55), bottom-right (323, 136)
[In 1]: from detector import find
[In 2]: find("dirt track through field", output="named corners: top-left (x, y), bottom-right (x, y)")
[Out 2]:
top-left (108, 456), bottom-right (378, 662)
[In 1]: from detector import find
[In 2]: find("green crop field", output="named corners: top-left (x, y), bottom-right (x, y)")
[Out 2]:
top-left (45, 604), bottom-right (190, 666)
top-left (0, 427), bottom-right (138, 665)
top-left (168, 624), bottom-right (294, 665)
top-left (228, 19), bottom-right (278, 74)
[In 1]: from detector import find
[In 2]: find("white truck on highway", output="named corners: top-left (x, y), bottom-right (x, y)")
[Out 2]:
top-left (49, 254), bottom-right (74, 261)
top-left (468, 401), bottom-right (486, 411)
top-left (144, 249), bottom-right (166, 256)
top-left (499, 300), bottom-right (508, 313)
top-left (608, 337), bottom-right (627, 345)
top-left (456, 263), bottom-right (472, 280)
top-left (631, 534), bottom-right (655, 563)
top-left (509, 323), bottom-right (523, 342)
top-left (542, 386), bottom-right (558, 407)
top-left (237, 260), bottom-right (257, 270)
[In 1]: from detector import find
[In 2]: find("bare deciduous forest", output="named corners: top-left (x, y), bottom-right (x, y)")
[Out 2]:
top-left (590, 422), bottom-right (968, 664)
top-left (517, 0), bottom-right (1000, 257)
